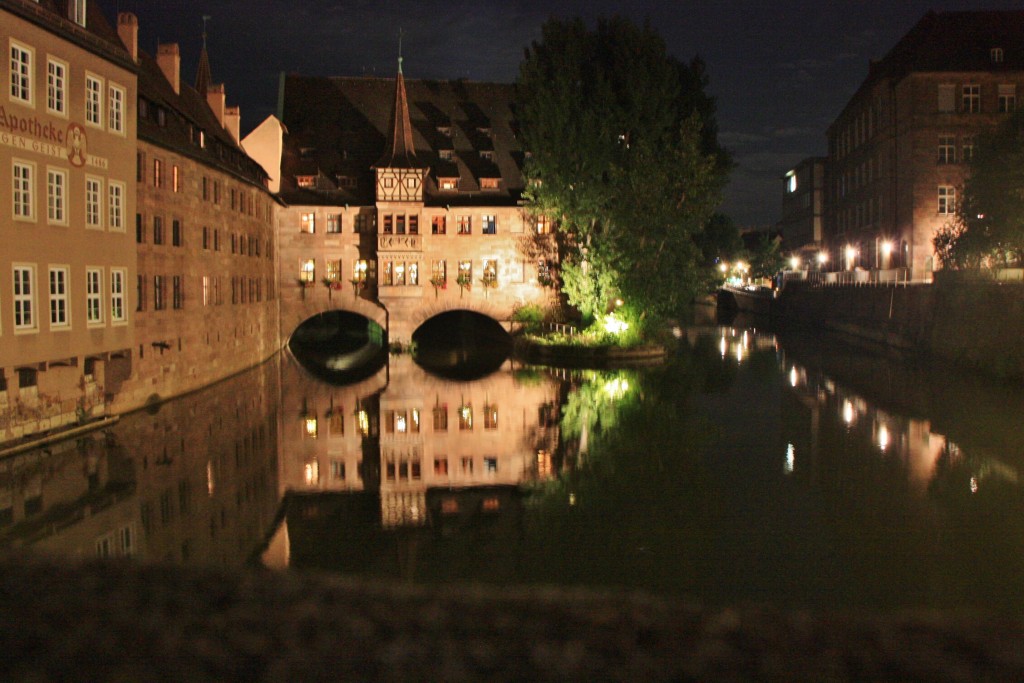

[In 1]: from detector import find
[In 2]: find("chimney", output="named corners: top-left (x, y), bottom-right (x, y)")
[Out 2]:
top-left (224, 106), bottom-right (241, 143)
top-left (207, 83), bottom-right (226, 126)
top-left (156, 43), bottom-right (181, 94)
top-left (117, 13), bottom-right (138, 62)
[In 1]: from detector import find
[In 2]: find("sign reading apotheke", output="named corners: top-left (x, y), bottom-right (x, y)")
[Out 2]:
top-left (0, 106), bottom-right (109, 170)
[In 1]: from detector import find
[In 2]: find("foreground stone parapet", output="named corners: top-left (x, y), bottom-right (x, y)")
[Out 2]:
top-left (1, 558), bottom-right (1022, 681)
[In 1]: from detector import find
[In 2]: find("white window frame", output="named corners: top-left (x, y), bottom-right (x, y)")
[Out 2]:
top-left (85, 73), bottom-right (103, 127)
top-left (482, 214), bottom-right (497, 234)
top-left (110, 268), bottom-right (126, 323)
top-left (12, 160), bottom-right (35, 221)
top-left (47, 167), bottom-right (67, 224)
top-left (46, 57), bottom-right (67, 116)
top-left (937, 136), bottom-right (956, 165)
top-left (938, 186), bottom-right (956, 215)
top-left (85, 176), bottom-right (102, 229)
top-left (71, 0), bottom-right (87, 27)
top-left (9, 40), bottom-right (33, 105)
top-left (49, 265), bottom-right (70, 329)
top-left (13, 265), bottom-right (37, 332)
top-left (108, 181), bottom-right (124, 231)
top-left (962, 84), bottom-right (980, 113)
top-left (108, 83), bottom-right (125, 133)
top-left (86, 267), bottom-right (103, 326)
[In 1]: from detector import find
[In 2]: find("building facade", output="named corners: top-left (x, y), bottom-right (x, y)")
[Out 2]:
top-left (110, 14), bottom-right (279, 411)
top-left (254, 64), bottom-right (557, 346)
top-left (1, 0), bottom-right (137, 442)
top-left (780, 156), bottom-right (825, 259)
top-left (825, 10), bottom-right (1024, 275)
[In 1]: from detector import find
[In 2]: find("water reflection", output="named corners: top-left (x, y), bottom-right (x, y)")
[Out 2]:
top-left (5, 323), bottom-right (1024, 609)
top-left (0, 361), bottom-right (280, 567)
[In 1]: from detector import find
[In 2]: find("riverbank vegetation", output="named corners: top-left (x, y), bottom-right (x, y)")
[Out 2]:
top-left (516, 17), bottom-right (732, 341)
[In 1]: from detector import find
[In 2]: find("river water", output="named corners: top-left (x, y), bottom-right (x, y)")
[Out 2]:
top-left (4, 311), bottom-right (1024, 610)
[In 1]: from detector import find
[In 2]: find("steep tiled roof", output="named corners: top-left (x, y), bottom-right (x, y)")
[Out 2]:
top-left (374, 60), bottom-right (421, 169)
top-left (866, 11), bottom-right (1024, 84)
top-left (2, 0), bottom-right (133, 68)
top-left (136, 45), bottom-right (268, 188)
top-left (280, 74), bottom-right (525, 207)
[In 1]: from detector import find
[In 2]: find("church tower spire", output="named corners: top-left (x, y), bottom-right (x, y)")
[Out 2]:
top-left (195, 14), bottom-right (212, 95)
top-left (375, 30), bottom-right (420, 169)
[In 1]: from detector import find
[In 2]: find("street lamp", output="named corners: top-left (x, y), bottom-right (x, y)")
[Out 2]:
top-left (789, 256), bottom-right (800, 270)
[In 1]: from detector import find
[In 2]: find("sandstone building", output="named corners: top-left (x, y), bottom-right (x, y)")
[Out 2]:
top-left (824, 10), bottom-right (1024, 275)
top-left (1, 0), bottom-right (137, 442)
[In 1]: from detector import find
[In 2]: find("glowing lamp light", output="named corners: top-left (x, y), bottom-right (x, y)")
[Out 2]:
top-left (817, 251), bottom-right (829, 265)
top-left (305, 417), bottom-right (318, 438)
top-left (845, 245), bottom-right (858, 260)
top-left (842, 399), bottom-right (855, 425)
top-left (719, 262), bottom-right (728, 274)
top-left (790, 256), bottom-right (801, 270)
top-left (603, 312), bottom-right (629, 335)
top-left (877, 424), bottom-right (890, 451)
top-left (603, 377), bottom-right (630, 399)
top-left (881, 241), bottom-right (894, 257)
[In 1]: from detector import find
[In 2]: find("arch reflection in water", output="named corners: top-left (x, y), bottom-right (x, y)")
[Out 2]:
top-left (265, 353), bottom-right (563, 573)
top-left (289, 311), bottom-right (388, 385)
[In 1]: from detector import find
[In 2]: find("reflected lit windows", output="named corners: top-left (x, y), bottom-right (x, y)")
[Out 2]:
top-left (482, 497), bottom-right (500, 511)
top-left (459, 404), bottom-right (473, 430)
top-left (441, 498), bottom-right (459, 514)
top-left (484, 457), bottom-right (497, 474)
top-left (461, 457), bottom-right (473, 474)
top-left (434, 458), bottom-right (448, 476)
top-left (842, 399), bottom-right (856, 426)
top-left (304, 416), bottom-right (318, 438)
top-left (304, 461), bottom-right (319, 486)
top-left (484, 404), bottom-right (498, 430)
top-left (357, 409), bottom-right (370, 436)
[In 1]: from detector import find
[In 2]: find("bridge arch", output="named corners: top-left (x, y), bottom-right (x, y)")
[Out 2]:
top-left (280, 294), bottom-right (387, 346)
top-left (396, 298), bottom-right (513, 345)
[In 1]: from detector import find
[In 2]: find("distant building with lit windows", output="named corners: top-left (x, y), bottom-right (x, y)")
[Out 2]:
top-left (1, 0), bottom-right (137, 441)
top-left (780, 156), bottom-right (825, 259)
top-left (824, 10), bottom-right (1024, 275)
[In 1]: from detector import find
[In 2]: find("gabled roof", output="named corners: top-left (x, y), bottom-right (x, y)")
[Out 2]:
top-left (136, 44), bottom-right (268, 188)
top-left (279, 73), bottom-right (525, 207)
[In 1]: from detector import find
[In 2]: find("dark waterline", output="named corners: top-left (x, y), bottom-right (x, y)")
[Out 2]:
top-left (4, 320), bottom-right (1024, 610)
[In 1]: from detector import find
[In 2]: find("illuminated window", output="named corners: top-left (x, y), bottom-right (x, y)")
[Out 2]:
top-left (786, 173), bottom-right (797, 193)
top-left (431, 260), bottom-right (446, 286)
top-left (431, 215), bottom-right (448, 235)
top-left (535, 215), bottom-right (551, 235)
top-left (326, 259), bottom-right (342, 284)
top-left (439, 177), bottom-right (459, 191)
top-left (937, 136), bottom-right (955, 164)
top-left (172, 166), bottom-right (180, 192)
top-left (300, 212), bottom-right (315, 233)
top-left (458, 260), bottom-right (472, 286)
top-left (482, 259), bottom-right (497, 286)
top-left (299, 259), bottom-right (315, 283)
top-left (353, 259), bottom-right (368, 284)
top-left (457, 215), bottom-right (471, 234)
top-left (327, 214), bottom-right (341, 233)
top-left (480, 177), bottom-right (499, 190)
top-left (482, 214), bottom-right (496, 234)
top-left (296, 175), bottom-right (315, 188)
top-left (484, 404), bottom-right (498, 430)
top-left (459, 404), bottom-right (472, 430)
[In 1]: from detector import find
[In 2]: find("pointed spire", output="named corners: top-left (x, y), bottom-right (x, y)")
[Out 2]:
top-left (195, 14), bottom-right (212, 96)
top-left (375, 30), bottom-right (421, 169)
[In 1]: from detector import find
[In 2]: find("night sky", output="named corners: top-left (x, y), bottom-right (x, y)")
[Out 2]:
top-left (103, 0), bottom-right (1024, 227)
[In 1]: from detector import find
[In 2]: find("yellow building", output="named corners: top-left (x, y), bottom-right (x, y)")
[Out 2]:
top-left (1, 0), bottom-right (137, 441)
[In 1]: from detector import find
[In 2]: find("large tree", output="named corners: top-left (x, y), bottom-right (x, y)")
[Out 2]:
top-left (937, 109), bottom-right (1024, 268)
top-left (516, 17), bottom-right (730, 325)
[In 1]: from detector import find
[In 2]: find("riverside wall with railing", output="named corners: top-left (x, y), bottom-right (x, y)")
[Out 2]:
top-left (774, 269), bottom-right (1024, 381)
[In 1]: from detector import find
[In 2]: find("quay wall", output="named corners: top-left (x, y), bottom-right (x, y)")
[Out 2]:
top-left (774, 279), bottom-right (1024, 381)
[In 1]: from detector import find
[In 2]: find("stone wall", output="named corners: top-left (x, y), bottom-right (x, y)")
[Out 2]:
top-left (775, 279), bottom-right (1024, 380)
